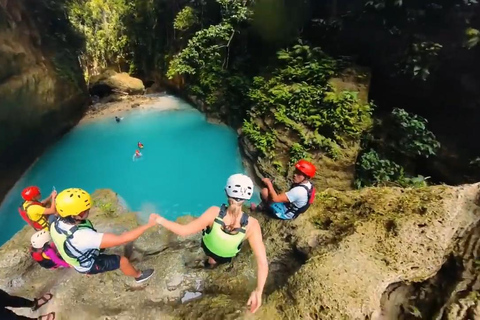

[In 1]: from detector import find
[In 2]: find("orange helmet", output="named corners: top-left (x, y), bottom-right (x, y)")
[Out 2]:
top-left (295, 160), bottom-right (316, 178)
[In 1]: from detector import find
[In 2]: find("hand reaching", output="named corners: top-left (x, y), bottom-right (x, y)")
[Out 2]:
top-left (148, 213), bottom-right (160, 226)
top-left (50, 190), bottom-right (57, 198)
top-left (247, 290), bottom-right (262, 314)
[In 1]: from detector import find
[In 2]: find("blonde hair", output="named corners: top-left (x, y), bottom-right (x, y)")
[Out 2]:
top-left (226, 198), bottom-right (243, 231)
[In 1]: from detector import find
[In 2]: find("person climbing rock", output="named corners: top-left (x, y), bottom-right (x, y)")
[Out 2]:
top-left (0, 289), bottom-right (55, 320)
top-left (154, 174), bottom-right (268, 314)
top-left (30, 230), bottom-right (70, 269)
top-left (50, 188), bottom-right (156, 283)
top-left (19, 186), bottom-right (57, 231)
top-left (251, 159), bottom-right (316, 220)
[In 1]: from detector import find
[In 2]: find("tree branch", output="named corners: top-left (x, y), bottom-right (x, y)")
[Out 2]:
top-left (223, 29), bottom-right (236, 69)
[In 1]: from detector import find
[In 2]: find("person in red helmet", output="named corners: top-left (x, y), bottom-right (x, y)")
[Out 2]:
top-left (252, 159), bottom-right (316, 220)
top-left (20, 186), bottom-right (57, 230)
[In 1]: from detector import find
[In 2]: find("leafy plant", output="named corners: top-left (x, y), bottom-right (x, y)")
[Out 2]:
top-left (401, 41), bottom-right (443, 81)
top-left (355, 149), bottom-right (405, 188)
top-left (242, 120), bottom-right (277, 158)
top-left (244, 42), bottom-right (373, 162)
top-left (289, 143), bottom-right (309, 165)
top-left (68, 0), bottom-right (131, 75)
top-left (174, 6), bottom-right (198, 32)
top-left (465, 27), bottom-right (480, 49)
top-left (388, 108), bottom-right (440, 158)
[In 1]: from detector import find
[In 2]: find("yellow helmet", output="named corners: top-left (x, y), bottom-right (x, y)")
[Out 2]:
top-left (55, 188), bottom-right (92, 217)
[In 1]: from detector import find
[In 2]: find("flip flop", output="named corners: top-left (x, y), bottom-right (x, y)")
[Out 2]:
top-left (32, 293), bottom-right (53, 311)
top-left (38, 312), bottom-right (55, 320)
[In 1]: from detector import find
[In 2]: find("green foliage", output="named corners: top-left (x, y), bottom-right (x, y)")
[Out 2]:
top-left (401, 42), bottom-right (443, 81)
top-left (167, 0), bottom-right (251, 79)
top-left (167, 23), bottom-right (234, 78)
top-left (355, 149), bottom-right (405, 188)
top-left (389, 108), bottom-right (440, 158)
top-left (289, 143), bottom-right (309, 165)
top-left (355, 108), bottom-right (439, 188)
top-left (355, 149), bottom-right (428, 188)
top-left (68, 0), bottom-right (130, 73)
top-left (465, 27), bottom-right (480, 49)
top-left (174, 6), bottom-right (198, 31)
top-left (242, 120), bottom-right (277, 158)
top-left (245, 42), bottom-right (373, 162)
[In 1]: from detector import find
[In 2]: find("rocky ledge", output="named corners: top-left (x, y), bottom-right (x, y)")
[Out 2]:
top-left (1, 184), bottom-right (480, 319)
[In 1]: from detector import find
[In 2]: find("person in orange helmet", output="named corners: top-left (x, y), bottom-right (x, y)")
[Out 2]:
top-left (251, 159), bottom-right (316, 220)
top-left (19, 186), bottom-right (57, 230)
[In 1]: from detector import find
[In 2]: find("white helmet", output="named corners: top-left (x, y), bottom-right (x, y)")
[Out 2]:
top-left (30, 230), bottom-right (51, 249)
top-left (225, 174), bottom-right (254, 200)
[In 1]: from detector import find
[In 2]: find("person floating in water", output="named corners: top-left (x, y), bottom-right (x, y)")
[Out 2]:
top-left (154, 174), bottom-right (268, 314)
top-left (30, 230), bottom-right (70, 269)
top-left (19, 186), bottom-right (57, 231)
top-left (49, 188), bottom-right (156, 283)
top-left (133, 149), bottom-right (142, 161)
top-left (251, 159), bottom-right (316, 220)
top-left (0, 289), bottom-right (55, 320)
top-left (115, 116), bottom-right (122, 123)
top-left (137, 141), bottom-right (144, 149)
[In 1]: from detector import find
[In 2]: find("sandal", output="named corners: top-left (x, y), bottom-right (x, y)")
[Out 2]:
top-left (32, 293), bottom-right (53, 311)
top-left (38, 312), bottom-right (55, 320)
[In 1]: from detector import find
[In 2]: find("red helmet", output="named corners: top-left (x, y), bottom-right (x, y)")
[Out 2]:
top-left (295, 160), bottom-right (316, 178)
top-left (21, 186), bottom-right (41, 201)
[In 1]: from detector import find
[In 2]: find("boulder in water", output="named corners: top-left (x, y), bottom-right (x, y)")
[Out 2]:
top-left (89, 70), bottom-right (145, 97)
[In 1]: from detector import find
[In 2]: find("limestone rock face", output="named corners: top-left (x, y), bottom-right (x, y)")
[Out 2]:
top-left (258, 183), bottom-right (480, 320)
top-left (1, 185), bottom-right (480, 320)
top-left (89, 70), bottom-right (145, 96)
top-left (0, 0), bottom-right (89, 200)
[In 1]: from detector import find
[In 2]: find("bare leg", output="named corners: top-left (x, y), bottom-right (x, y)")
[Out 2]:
top-left (119, 256), bottom-right (141, 278)
top-left (260, 188), bottom-right (269, 203)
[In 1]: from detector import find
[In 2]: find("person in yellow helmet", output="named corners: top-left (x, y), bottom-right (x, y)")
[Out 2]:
top-left (50, 188), bottom-right (157, 283)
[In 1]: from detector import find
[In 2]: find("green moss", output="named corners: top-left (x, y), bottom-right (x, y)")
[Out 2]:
top-left (308, 186), bottom-right (447, 246)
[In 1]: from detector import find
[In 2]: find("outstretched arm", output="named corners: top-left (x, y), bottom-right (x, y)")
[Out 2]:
top-left (246, 219), bottom-right (269, 313)
top-left (100, 214), bottom-right (157, 248)
top-left (156, 206), bottom-right (219, 237)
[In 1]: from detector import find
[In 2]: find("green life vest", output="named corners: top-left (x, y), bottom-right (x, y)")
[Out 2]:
top-left (50, 218), bottom-right (99, 268)
top-left (202, 204), bottom-right (248, 258)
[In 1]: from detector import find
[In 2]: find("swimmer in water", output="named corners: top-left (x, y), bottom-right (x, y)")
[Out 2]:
top-left (133, 149), bottom-right (142, 161)
top-left (138, 141), bottom-right (144, 149)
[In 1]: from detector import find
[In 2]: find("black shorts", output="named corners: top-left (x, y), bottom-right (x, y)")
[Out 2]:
top-left (87, 254), bottom-right (121, 275)
top-left (201, 239), bottom-right (232, 265)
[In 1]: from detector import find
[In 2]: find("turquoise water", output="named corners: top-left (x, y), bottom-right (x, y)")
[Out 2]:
top-left (0, 96), bottom-right (258, 245)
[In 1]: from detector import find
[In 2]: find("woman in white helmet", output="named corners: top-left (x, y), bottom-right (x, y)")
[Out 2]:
top-left (30, 230), bottom-right (70, 269)
top-left (154, 173), bottom-right (268, 314)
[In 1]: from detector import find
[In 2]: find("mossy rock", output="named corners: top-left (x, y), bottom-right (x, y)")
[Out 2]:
top-left (89, 70), bottom-right (145, 96)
